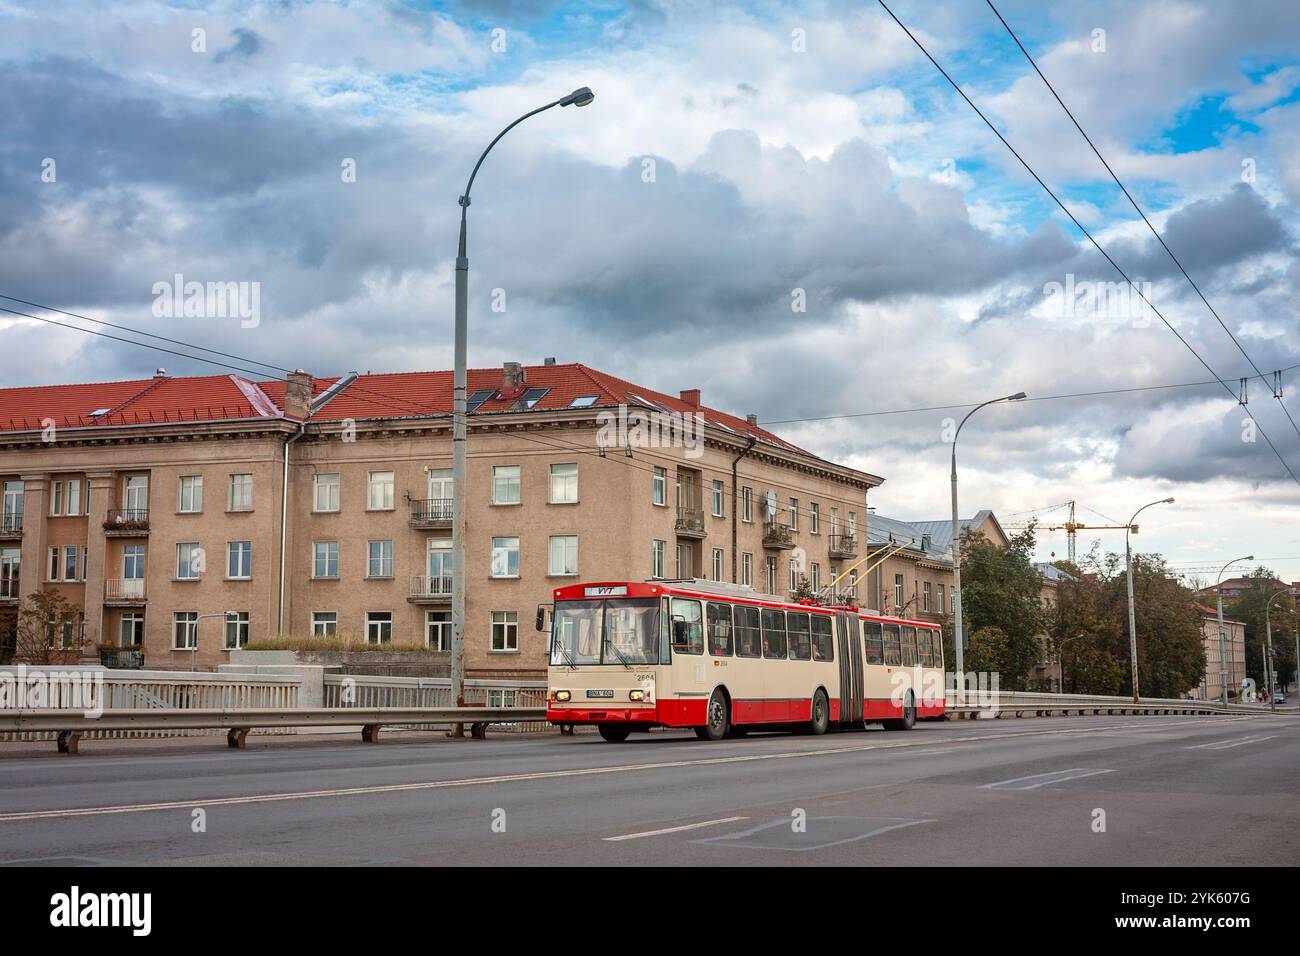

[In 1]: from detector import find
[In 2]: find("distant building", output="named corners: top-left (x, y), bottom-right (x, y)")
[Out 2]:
top-left (1197, 576), bottom-right (1296, 600)
top-left (1189, 604), bottom-right (1247, 701)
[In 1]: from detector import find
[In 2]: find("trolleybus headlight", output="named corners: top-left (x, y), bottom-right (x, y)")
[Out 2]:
top-left (554, 690), bottom-right (571, 702)
top-left (629, 690), bottom-right (645, 702)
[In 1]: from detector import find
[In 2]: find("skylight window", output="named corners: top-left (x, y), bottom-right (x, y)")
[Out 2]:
top-left (511, 387), bottom-right (551, 411)
top-left (466, 389), bottom-right (495, 412)
top-left (568, 395), bottom-right (599, 408)
top-left (89, 408), bottom-right (111, 416)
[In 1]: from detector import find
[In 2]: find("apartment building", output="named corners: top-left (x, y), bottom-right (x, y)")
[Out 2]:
top-left (1191, 605), bottom-right (1247, 701)
top-left (861, 512), bottom-right (954, 623)
top-left (0, 361), bottom-right (882, 676)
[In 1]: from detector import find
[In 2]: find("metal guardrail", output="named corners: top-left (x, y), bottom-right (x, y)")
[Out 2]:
top-left (944, 690), bottom-right (1246, 718)
top-left (0, 706), bottom-right (546, 753)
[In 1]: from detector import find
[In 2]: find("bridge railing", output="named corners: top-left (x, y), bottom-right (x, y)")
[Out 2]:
top-left (943, 689), bottom-right (1239, 717)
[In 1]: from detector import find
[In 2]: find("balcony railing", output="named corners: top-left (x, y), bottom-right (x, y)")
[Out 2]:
top-left (0, 513), bottom-right (22, 537)
top-left (104, 509), bottom-right (150, 534)
top-left (829, 533), bottom-right (858, 558)
top-left (762, 521), bottom-right (795, 549)
top-left (408, 575), bottom-right (454, 602)
top-left (674, 507), bottom-right (706, 538)
top-left (100, 648), bottom-right (145, 669)
top-left (105, 579), bottom-right (146, 603)
top-left (410, 498), bottom-right (454, 529)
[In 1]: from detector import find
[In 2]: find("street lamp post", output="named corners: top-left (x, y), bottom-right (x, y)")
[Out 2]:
top-left (1264, 587), bottom-right (1294, 713)
top-left (1123, 497), bottom-right (1174, 703)
top-left (1214, 556), bottom-right (1253, 704)
top-left (449, 87), bottom-right (594, 708)
top-left (950, 391), bottom-right (1026, 701)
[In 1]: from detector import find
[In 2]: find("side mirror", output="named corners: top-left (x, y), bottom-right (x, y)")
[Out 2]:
top-left (535, 605), bottom-right (548, 632)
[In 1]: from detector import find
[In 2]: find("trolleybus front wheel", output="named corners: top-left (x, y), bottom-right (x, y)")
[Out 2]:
top-left (598, 724), bottom-right (631, 742)
top-left (697, 689), bottom-right (730, 741)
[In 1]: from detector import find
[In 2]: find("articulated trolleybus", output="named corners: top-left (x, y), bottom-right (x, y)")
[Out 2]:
top-left (543, 579), bottom-right (945, 742)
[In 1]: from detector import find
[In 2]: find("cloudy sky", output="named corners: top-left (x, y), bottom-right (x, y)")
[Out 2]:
top-left (2, 0), bottom-right (1299, 584)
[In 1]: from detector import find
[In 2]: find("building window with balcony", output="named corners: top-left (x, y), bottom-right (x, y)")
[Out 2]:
top-left (548, 535), bottom-right (578, 576)
top-left (788, 497), bottom-right (798, 531)
top-left (225, 611), bottom-right (250, 649)
top-left (491, 537), bottom-right (520, 578)
top-left (848, 512), bottom-right (857, 537)
top-left (312, 612), bottom-right (337, 637)
top-left (741, 552), bottom-right (752, 586)
top-left (227, 541), bottom-right (252, 579)
top-left (2, 480), bottom-right (25, 531)
top-left (829, 507), bottom-right (839, 536)
top-left (0, 548), bottom-right (19, 600)
top-left (652, 467), bottom-right (667, 506)
top-left (492, 465), bottom-right (521, 505)
top-left (120, 612), bottom-right (144, 647)
top-left (229, 474), bottom-right (253, 511)
top-left (810, 502), bottom-right (820, 534)
top-left (711, 548), bottom-right (724, 581)
top-left (711, 480), bottom-right (724, 517)
top-left (549, 463), bottom-right (578, 504)
top-left (742, 487), bottom-right (752, 523)
top-left (123, 544), bottom-right (145, 581)
top-left (367, 471), bottom-right (395, 511)
top-left (123, 475), bottom-right (148, 515)
top-left (652, 539), bottom-right (666, 578)
top-left (365, 611), bottom-right (392, 644)
top-left (313, 542), bottom-right (339, 579)
top-left (176, 542), bottom-right (203, 580)
top-left (178, 475), bottom-right (203, 513)
top-left (368, 540), bottom-right (393, 578)
top-left (894, 574), bottom-right (904, 610)
top-left (427, 611), bottom-right (450, 650)
top-left (314, 473), bottom-right (340, 512)
top-left (491, 610), bottom-right (518, 652)
top-left (173, 611), bottom-right (198, 650)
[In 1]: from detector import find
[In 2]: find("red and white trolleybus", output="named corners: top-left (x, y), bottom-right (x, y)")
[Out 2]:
top-left (543, 579), bottom-right (945, 742)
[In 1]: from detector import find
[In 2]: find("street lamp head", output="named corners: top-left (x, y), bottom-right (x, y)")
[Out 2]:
top-left (1245, 555), bottom-right (1255, 561)
top-left (1163, 497), bottom-right (1175, 504)
top-left (560, 87), bottom-right (595, 107)
top-left (1008, 392), bottom-right (1027, 401)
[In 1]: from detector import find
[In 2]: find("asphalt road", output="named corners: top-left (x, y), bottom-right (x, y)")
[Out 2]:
top-left (0, 713), bottom-right (1296, 866)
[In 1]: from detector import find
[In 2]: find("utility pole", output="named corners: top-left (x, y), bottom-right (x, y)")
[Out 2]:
top-left (1124, 497), bottom-right (1174, 703)
top-left (1214, 556), bottom-right (1253, 704)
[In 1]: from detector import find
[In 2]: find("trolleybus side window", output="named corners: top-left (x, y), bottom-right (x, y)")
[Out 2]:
top-left (669, 598), bottom-right (703, 655)
top-left (735, 604), bottom-right (761, 657)
top-left (930, 629), bottom-right (943, 669)
top-left (707, 601), bottom-right (733, 656)
top-left (863, 620), bottom-right (884, 665)
top-left (918, 628), bottom-right (933, 667)
top-left (787, 611), bottom-right (811, 660)
top-left (902, 626), bottom-right (917, 667)
top-left (883, 623), bottom-right (902, 666)
top-left (761, 608), bottom-right (787, 659)
top-left (811, 614), bottom-right (834, 662)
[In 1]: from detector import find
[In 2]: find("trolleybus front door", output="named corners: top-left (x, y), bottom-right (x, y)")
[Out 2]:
top-left (836, 610), bottom-right (864, 724)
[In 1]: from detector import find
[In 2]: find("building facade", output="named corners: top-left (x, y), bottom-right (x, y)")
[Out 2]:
top-left (0, 362), bottom-right (881, 676)
top-left (1191, 605), bottom-right (1247, 701)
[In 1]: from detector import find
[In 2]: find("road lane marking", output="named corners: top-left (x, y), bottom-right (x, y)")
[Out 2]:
top-left (911, 748), bottom-right (961, 755)
top-left (0, 717), bottom-right (1254, 823)
top-left (979, 768), bottom-right (1115, 790)
top-left (603, 816), bottom-right (748, 841)
top-left (1185, 735), bottom-right (1278, 751)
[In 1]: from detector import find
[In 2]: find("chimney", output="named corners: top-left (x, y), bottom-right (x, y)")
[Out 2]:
top-left (679, 388), bottom-right (701, 408)
top-left (501, 361), bottom-right (526, 397)
top-left (543, 357), bottom-right (557, 366)
top-left (745, 414), bottom-right (758, 426)
top-left (154, 367), bottom-right (168, 378)
top-left (284, 369), bottom-right (313, 420)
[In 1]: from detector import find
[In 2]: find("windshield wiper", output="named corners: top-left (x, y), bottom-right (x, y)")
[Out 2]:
top-left (552, 638), bottom-right (578, 672)
top-left (603, 640), bottom-right (634, 670)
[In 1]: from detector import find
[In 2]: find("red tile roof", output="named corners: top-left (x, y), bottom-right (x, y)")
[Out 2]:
top-left (0, 362), bottom-right (814, 458)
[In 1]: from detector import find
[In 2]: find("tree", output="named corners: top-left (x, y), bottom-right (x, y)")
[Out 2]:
top-left (1221, 568), bottom-right (1298, 693)
top-left (11, 588), bottom-right (85, 665)
top-left (957, 525), bottom-right (1044, 689)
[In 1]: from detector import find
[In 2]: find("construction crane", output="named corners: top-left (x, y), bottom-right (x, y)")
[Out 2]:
top-left (1005, 500), bottom-right (1135, 564)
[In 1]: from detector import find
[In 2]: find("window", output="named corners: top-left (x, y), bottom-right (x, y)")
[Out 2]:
top-left (48, 546), bottom-right (60, 581)
top-left (491, 537), bottom-right (520, 577)
top-left (512, 386), bottom-right (551, 410)
top-left (919, 628), bottom-right (934, 667)
top-left (225, 611), bottom-right (250, 649)
top-left (741, 552), bottom-right (752, 587)
top-left (466, 389), bottom-right (494, 412)
top-left (368, 540), bottom-right (393, 578)
top-left (741, 487), bottom-right (752, 522)
top-left (366, 611), bottom-right (392, 644)
top-left (923, 582), bottom-right (932, 612)
top-left (314, 473), bottom-right (340, 512)
top-left (788, 497), bottom-right (798, 530)
top-left (178, 475), bottom-right (203, 513)
top-left (173, 611), bottom-right (198, 650)
top-left (711, 548), bottom-right (724, 582)
top-left (67, 479), bottom-right (82, 516)
top-left (883, 624), bottom-right (902, 666)
top-left (652, 467), bottom-right (666, 506)
top-left (229, 473), bottom-right (253, 511)
top-left (367, 471), bottom-right (395, 511)
top-left (810, 502), bottom-right (819, 534)
top-left (812, 615), bottom-right (834, 662)
top-left (549, 463), bottom-right (578, 503)
top-left (937, 584), bottom-right (946, 615)
top-left (669, 598), bottom-right (703, 655)
top-left (313, 541), bottom-right (339, 579)
top-left (64, 545), bottom-right (81, 581)
top-left (124, 475), bottom-right (148, 514)
top-left (492, 466), bottom-right (520, 505)
top-left (894, 574), bottom-right (904, 610)
top-left (735, 604), bottom-right (761, 657)
top-left (787, 611), bottom-right (812, 660)
top-left (765, 556), bottom-right (777, 593)
top-left (47, 612), bottom-right (82, 649)
top-left (123, 544), bottom-right (145, 580)
top-left (789, 561), bottom-right (798, 592)
top-left (427, 468), bottom-right (453, 501)
top-left (491, 611), bottom-right (518, 652)
top-left (810, 562), bottom-right (821, 592)
top-left (312, 612), bottom-right (337, 637)
top-left (706, 602), bottom-right (733, 656)
top-left (176, 542), bottom-right (203, 580)
top-left (50, 480), bottom-right (63, 516)
top-left (569, 395), bottom-right (599, 408)
top-left (711, 479), bottom-right (724, 517)
top-left (829, 507), bottom-right (839, 535)
top-left (487, 689), bottom-right (518, 708)
top-left (864, 621), bottom-right (884, 665)
top-left (427, 611), bottom-right (450, 650)
top-left (652, 539), bottom-right (666, 578)
top-left (902, 627), bottom-right (918, 667)
top-left (227, 541), bottom-right (252, 579)
top-left (931, 629), bottom-right (943, 669)
top-left (848, 512), bottom-right (857, 537)
top-left (761, 608), bottom-right (787, 658)
top-left (120, 612), bottom-right (144, 647)
top-left (548, 535), bottom-right (578, 576)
